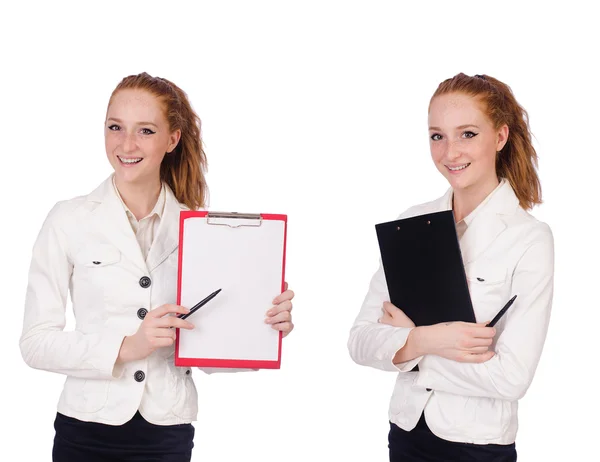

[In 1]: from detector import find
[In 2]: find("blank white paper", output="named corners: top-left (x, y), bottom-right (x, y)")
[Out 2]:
top-left (178, 215), bottom-right (285, 363)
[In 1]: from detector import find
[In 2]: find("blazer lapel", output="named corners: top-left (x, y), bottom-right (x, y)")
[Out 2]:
top-left (456, 180), bottom-right (520, 264)
top-left (459, 213), bottom-right (507, 264)
top-left (146, 185), bottom-right (186, 273)
top-left (87, 175), bottom-right (148, 274)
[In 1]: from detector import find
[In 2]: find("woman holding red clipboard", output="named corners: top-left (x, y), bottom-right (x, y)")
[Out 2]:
top-left (348, 73), bottom-right (554, 461)
top-left (20, 72), bottom-right (295, 462)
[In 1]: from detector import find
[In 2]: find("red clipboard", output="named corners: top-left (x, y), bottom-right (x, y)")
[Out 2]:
top-left (174, 211), bottom-right (287, 369)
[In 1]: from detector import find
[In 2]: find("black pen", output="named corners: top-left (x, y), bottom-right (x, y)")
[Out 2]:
top-left (487, 295), bottom-right (517, 327)
top-left (178, 289), bottom-right (222, 321)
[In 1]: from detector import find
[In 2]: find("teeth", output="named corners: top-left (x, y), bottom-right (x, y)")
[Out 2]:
top-left (448, 163), bottom-right (470, 171)
top-left (119, 157), bottom-right (142, 164)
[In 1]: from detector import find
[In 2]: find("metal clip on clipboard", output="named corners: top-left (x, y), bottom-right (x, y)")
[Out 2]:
top-left (206, 211), bottom-right (263, 228)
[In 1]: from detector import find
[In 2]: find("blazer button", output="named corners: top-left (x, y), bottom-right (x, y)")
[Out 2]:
top-left (137, 308), bottom-right (148, 320)
top-left (185, 369), bottom-right (191, 375)
top-left (139, 276), bottom-right (151, 288)
top-left (426, 388), bottom-right (432, 392)
top-left (134, 370), bottom-right (146, 382)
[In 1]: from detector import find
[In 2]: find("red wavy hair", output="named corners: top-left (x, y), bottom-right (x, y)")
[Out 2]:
top-left (108, 72), bottom-right (208, 210)
top-left (430, 73), bottom-right (542, 210)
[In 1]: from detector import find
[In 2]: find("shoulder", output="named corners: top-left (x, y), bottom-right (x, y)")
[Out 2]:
top-left (41, 179), bottom-right (109, 230)
top-left (396, 193), bottom-right (449, 220)
top-left (515, 207), bottom-right (552, 239)
top-left (510, 208), bottom-right (553, 249)
top-left (43, 195), bottom-right (88, 228)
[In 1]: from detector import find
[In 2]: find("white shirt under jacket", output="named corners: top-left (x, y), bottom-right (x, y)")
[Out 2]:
top-left (348, 178), bottom-right (554, 445)
top-left (20, 174), bottom-right (249, 426)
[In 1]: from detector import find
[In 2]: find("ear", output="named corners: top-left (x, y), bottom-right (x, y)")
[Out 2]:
top-left (167, 129), bottom-right (182, 154)
top-left (496, 124), bottom-right (509, 152)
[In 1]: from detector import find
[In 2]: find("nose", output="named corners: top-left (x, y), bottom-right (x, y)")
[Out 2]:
top-left (445, 141), bottom-right (462, 161)
top-left (122, 132), bottom-right (137, 153)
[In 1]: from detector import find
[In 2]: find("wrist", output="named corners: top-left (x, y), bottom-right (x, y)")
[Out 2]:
top-left (411, 326), bottom-right (431, 357)
top-left (117, 336), bottom-right (133, 364)
top-left (392, 327), bottom-right (420, 364)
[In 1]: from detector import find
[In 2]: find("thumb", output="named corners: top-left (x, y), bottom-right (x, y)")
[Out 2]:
top-left (383, 302), bottom-right (397, 315)
top-left (482, 350), bottom-right (495, 361)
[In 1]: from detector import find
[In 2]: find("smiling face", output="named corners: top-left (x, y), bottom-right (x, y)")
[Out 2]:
top-left (428, 92), bottom-right (508, 194)
top-left (104, 89), bottom-right (180, 188)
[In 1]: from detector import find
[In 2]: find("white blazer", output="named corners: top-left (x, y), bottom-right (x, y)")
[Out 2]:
top-left (20, 175), bottom-right (247, 426)
top-left (348, 179), bottom-right (554, 445)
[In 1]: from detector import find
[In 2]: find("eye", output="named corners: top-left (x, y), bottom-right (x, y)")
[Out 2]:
top-left (430, 133), bottom-right (442, 141)
top-left (462, 131), bottom-right (478, 139)
top-left (140, 128), bottom-right (156, 135)
top-left (107, 124), bottom-right (120, 131)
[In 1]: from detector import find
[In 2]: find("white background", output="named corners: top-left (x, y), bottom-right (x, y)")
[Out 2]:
top-left (1, 1), bottom-right (599, 460)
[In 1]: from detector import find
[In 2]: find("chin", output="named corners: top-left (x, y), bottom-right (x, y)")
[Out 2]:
top-left (114, 169), bottom-right (143, 185)
top-left (444, 173), bottom-right (475, 191)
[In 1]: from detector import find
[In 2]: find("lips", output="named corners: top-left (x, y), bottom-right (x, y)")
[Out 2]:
top-left (446, 163), bottom-right (470, 172)
top-left (118, 156), bottom-right (142, 165)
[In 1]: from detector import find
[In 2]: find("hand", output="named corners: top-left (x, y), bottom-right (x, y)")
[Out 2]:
top-left (265, 281), bottom-right (294, 337)
top-left (117, 304), bottom-right (194, 363)
top-left (415, 321), bottom-right (496, 363)
top-left (379, 302), bottom-right (415, 328)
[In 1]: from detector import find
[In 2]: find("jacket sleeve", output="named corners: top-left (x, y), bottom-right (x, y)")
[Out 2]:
top-left (19, 203), bottom-right (126, 380)
top-left (414, 224), bottom-right (554, 400)
top-left (347, 258), bottom-right (423, 372)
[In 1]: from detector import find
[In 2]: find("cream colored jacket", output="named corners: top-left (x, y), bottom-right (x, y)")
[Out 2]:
top-left (348, 179), bottom-right (554, 444)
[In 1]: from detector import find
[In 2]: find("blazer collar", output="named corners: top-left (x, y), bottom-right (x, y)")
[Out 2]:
top-left (146, 184), bottom-right (186, 273)
top-left (87, 175), bottom-right (185, 274)
top-left (438, 178), bottom-right (520, 264)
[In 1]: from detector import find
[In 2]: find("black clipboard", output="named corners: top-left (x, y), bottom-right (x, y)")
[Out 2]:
top-left (375, 210), bottom-right (476, 327)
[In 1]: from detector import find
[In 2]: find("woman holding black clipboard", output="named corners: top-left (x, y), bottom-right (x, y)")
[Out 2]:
top-left (348, 73), bottom-right (554, 461)
top-left (20, 72), bottom-right (295, 462)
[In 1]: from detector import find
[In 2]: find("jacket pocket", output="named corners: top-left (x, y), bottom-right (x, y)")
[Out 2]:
top-left (465, 260), bottom-right (510, 323)
top-left (63, 377), bottom-right (111, 413)
top-left (76, 245), bottom-right (121, 267)
top-left (72, 245), bottom-right (124, 307)
top-left (165, 361), bottom-right (197, 420)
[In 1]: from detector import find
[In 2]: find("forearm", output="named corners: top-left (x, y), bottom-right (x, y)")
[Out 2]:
top-left (392, 326), bottom-right (426, 364)
top-left (348, 322), bottom-right (414, 372)
top-left (414, 353), bottom-right (532, 400)
top-left (20, 328), bottom-right (126, 379)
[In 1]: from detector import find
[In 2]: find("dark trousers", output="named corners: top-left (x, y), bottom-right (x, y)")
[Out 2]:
top-left (52, 411), bottom-right (195, 462)
top-left (389, 413), bottom-right (517, 462)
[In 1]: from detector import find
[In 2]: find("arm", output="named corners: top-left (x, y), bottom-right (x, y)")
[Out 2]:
top-left (347, 260), bottom-right (423, 372)
top-left (19, 203), bottom-right (126, 380)
top-left (414, 226), bottom-right (554, 400)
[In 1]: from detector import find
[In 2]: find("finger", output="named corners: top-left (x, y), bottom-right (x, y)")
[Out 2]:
top-left (265, 310), bottom-right (291, 324)
top-left (469, 326), bottom-right (496, 338)
top-left (461, 337), bottom-right (493, 349)
top-left (378, 313), bottom-right (394, 325)
top-left (273, 289), bottom-right (294, 305)
top-left (151, 337), bottom-right (175, 348)
top-left (383, 302), bottom-right (398, 315)
top-left (284, 281), bottom-right (289, 291)
top-left (148, 327), bottom-right (177, 340)
top-left (272, 321), bottom-right (294, 337)
top-left (462, 350), bottom-right (495, 363)
top-left (149, 304), bottom-right (190, 319)
top-left (153, 316), bottom-right (195, 330)
top-left (465, 346), bottom-right (489, 354)
top-left (266, 300), bottom-right (292, 316)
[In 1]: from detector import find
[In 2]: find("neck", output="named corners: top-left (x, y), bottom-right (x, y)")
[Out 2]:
top-left (452, 176), bottom-right (500, 222)
top-left (114, 176), bottom-right (162, 220)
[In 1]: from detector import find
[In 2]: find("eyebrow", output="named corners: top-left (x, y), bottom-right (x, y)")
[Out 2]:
top-left (107, 117), bottom-right (158, 128)
top-left (429, 124), bottom-right (480, 131)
